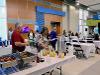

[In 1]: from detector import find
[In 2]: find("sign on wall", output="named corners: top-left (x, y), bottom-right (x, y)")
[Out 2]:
top-left (93, 14), bottom-right (100, 20)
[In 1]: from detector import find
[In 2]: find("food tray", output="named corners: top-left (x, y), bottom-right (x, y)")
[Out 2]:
top-left (0, 55), bottom-right (17, 68)
top-left (19, 51), bottom-right (36, 64)
top-left (1, 60), bottom-right (17, 68)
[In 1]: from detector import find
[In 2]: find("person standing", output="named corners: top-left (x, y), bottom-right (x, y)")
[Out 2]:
top-left (49, 27), bottom-right (57, 50)
top-left (37, 27), bottom-right (49, 52)
top-left (63, 30), bottom-right (67, 37)
top-left (28, 29), bottom-right (36, 47)
top-left (35, 30), bottom-right (41, 42)
top-left (11, 24), bottom-right (29, 53)
top-left (28, 29), bottom-right (35, 40)
top-left (8, 28), bottom-right (13, 45)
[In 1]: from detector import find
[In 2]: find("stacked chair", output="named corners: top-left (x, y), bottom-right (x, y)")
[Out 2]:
top-left (73, 44), bottom-right (85, 59)
top-left (79, 40), bottom-right (85, 43)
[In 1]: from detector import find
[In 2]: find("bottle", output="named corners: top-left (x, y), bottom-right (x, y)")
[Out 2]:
top-left (36, 56), bottom-right (40, 63)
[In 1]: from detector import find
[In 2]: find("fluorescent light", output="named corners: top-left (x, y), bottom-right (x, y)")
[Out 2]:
top-left (76, 0), bottom-right (80, 6)
top-left (76, 2), bottom-right (80, 5)
top-left (87, 7), bottom-right (90, 10)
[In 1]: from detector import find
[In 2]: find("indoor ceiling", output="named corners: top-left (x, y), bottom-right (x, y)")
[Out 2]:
top-left (79, 0), bottom-right (100, 11)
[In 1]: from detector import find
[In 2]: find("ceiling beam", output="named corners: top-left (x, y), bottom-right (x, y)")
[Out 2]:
top-left (88, 2), bottom-right (100, 6)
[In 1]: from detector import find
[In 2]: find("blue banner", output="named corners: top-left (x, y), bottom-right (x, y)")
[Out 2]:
top-left (93, 14), bottom-right (100, 20)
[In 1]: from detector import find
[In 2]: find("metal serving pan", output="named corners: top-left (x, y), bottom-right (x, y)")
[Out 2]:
top-left (19, 51), bottom-right (36, 64)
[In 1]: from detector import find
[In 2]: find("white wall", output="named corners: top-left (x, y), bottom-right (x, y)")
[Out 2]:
top-left (62, 5), bottom-right (79, 34)
top-left (69, 5), bottom-right (79, 33)
top-left (62, 5), bottom-right (68, 32)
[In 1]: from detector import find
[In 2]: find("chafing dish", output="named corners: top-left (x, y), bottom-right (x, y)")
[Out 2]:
top-left (19, 51), bottom-right (36, 64)
top-left (0, 55), bottom-right (17, 68)
top-left (0, 51), bottom-right (36, 69)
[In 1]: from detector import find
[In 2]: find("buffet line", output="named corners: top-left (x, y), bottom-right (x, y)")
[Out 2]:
top-left (0, 49), bottom-right (75, 75)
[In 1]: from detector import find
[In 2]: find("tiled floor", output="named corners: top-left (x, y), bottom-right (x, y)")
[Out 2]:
top-left (49, 54), bottom-right (100, 75)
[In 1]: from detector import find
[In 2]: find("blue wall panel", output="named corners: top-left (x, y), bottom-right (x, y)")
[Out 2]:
top-left (36, 11), bottom-right (44, 32)
top-left (35, 6), bottom-right (65, 32)
top-left (36, 6), bottom-right (65, 16)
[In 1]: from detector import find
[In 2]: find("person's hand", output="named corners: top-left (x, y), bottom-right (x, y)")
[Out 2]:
top-left (24, 39), bottom-right (29, 43)
top-left (45, 47), bottom-right (49, 50)
top-left (25, 42), bottom-right (29, 46)
top-left (44, 45), bottom-right (49, 50)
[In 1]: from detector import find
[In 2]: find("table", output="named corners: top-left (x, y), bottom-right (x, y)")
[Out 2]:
top-left (71, 42), bottom-right (96, 58)
top-left (93, 41), bottom-right (100, 48)
top-left (0, 45), bottom-right (12, 56)
top-left (11, 55), bottom-right (75, 75)
top-left (70, 36), bottom-right (78, 40)
top-left (79, 40), bottom-right (100, 49)
top-left (85, 38), bottom-right (94, 40)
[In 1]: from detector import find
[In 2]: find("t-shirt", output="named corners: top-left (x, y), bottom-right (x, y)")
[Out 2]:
top-left (11, 30), bottom-right (25, 52)
top-left (29, 33), bottom-right (33, 40)
top-left (50, 31), bottom-right (57, 41)
top-left (8, 31), bottom-right (13, 40)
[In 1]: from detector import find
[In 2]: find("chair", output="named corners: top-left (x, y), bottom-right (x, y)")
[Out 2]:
top-left (65, 43), bottom-right (71, 53)
top-left (66, 42), bottom-right (71, 46)
top-left (79, 40), bottom-right (85, 43)
top-left (87, 41), bottom-right (93, 43)
top-left (72, 40), bottom-right (78, 42)
top-left (73, 44), bottom-right (84, 58)
top-left (86, 38), bottom-right (93, 40)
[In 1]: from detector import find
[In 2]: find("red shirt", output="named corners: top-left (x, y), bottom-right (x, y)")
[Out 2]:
top-left (11, 30), bottom-right (25, 52)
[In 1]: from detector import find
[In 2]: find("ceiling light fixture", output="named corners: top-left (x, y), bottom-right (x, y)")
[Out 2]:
top-left (87, 7), bottom-right (90, 10)
top-left (76, 0), bottom-right (80, 6)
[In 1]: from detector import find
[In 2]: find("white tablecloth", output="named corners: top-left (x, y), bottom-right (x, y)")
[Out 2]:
top-left (85, 38), bottom-right (94, 40)
top-left (11, 55), bottom-right (75, 75)
top-left (71, 42), bottom-right (96, 58)
top-left (70, 36), bottom-right (78, 40)
top-left (79, 40), bottom-right (100, 49)
top-left (93, 41), bottom-right (100, 48)
top-left (0, 45), bottom-right (12, 56)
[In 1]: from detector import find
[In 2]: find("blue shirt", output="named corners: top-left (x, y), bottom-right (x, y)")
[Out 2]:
top-left (50, 31), bottom-right (57, 41)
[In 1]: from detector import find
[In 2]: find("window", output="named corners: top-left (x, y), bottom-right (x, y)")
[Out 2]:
top-left (0, 19), bottom-right (7, 40)
top-left (79, 20), bottom-right (83, 25)
top-left (79, 9), bottom-right (88, 33)
top-left (0, 0), bottom-right (6, 6)
top-left (79, 9), bottom-right (83, 19)
top-left (0, 0), bottom-right (7, 41)
top-left (83, 10), bottom-right (88, 20)
top-left (0, 7), bottom-right (6, 18)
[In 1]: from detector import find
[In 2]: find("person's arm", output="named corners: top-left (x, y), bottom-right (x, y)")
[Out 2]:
top-left (15, 42), bottom-right (29, 46)
top-left (14, 33), bottom-right (29, 46)
top-left (38, 37), bottom-right (49, 49)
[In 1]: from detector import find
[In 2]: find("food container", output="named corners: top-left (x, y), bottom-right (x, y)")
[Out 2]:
top-left (0, 51), bottom-right (36, 70)
top-left (0, 55), bottom-right (17, 68)
top-left (19, 51), bottom-right (36, 64)
top-left (1, 60), bottom-right (17, 68)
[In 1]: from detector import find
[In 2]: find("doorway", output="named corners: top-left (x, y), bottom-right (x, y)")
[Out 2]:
top-left (51, 22), bottom-right (61, 35)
